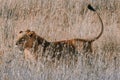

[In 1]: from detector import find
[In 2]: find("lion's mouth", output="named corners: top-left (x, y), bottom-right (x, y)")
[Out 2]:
top-left (15, 44), bottom-right (24, 51)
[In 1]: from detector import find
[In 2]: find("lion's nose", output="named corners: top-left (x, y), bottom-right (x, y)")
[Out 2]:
top-left (16, 42), bottom-right (18, 45)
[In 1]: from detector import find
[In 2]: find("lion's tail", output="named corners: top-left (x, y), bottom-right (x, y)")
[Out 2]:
top-left (88, 4), bottom-right (104, 42)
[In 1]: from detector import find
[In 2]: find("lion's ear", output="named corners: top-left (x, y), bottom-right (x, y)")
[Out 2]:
top-left (19, 31), bottom-right (23, 33)
top-left (28, 31), bottom-right (36, 37)
top-left (25, 29), bottom-right (31, 33)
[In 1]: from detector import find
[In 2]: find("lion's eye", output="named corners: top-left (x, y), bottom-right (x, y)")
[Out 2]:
top-left (21, 39), bottom-right (25, 41)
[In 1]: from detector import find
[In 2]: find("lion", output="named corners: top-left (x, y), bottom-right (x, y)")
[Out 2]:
top-left (15, 30), bottom-right (39, 61)
top-left (15, 4), bottom-right (104, 61)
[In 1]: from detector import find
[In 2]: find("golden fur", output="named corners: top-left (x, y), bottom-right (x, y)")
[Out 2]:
top-left (16, 30), bottom-right (38, 61)
top-left (15, 5), bottom-right (104, 61)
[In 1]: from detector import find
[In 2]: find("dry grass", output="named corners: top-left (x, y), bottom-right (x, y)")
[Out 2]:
top-left (0, 0), bottom-right (120, 80)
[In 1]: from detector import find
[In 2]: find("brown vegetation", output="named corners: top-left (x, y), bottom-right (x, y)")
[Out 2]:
top-left (0, 0), bottom-right (120, 80)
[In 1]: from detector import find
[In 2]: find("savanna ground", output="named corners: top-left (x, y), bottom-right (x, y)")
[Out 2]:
top-left (0, 0), bottom-right (120, 80)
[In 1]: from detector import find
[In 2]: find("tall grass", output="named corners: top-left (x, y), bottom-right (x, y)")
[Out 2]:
top-left (0, 0), bottom-right (120, 80)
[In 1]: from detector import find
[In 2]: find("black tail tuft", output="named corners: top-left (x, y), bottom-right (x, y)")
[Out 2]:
top-left (88, 4), bottom-right (96, 11)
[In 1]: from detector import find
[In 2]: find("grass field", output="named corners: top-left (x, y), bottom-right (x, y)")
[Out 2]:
top-left (0, 0), bottom-right (120, 80)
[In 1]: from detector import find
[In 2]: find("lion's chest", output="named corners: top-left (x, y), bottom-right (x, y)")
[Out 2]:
top-left (24, 49), bottom-right (37, 61)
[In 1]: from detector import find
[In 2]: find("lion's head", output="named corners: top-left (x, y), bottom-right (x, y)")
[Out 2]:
top-left (16, 29), bottom-right (37, 51)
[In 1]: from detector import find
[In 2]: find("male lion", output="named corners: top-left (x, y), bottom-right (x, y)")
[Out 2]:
top-left (16, 4), bottom-right (104, 61)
